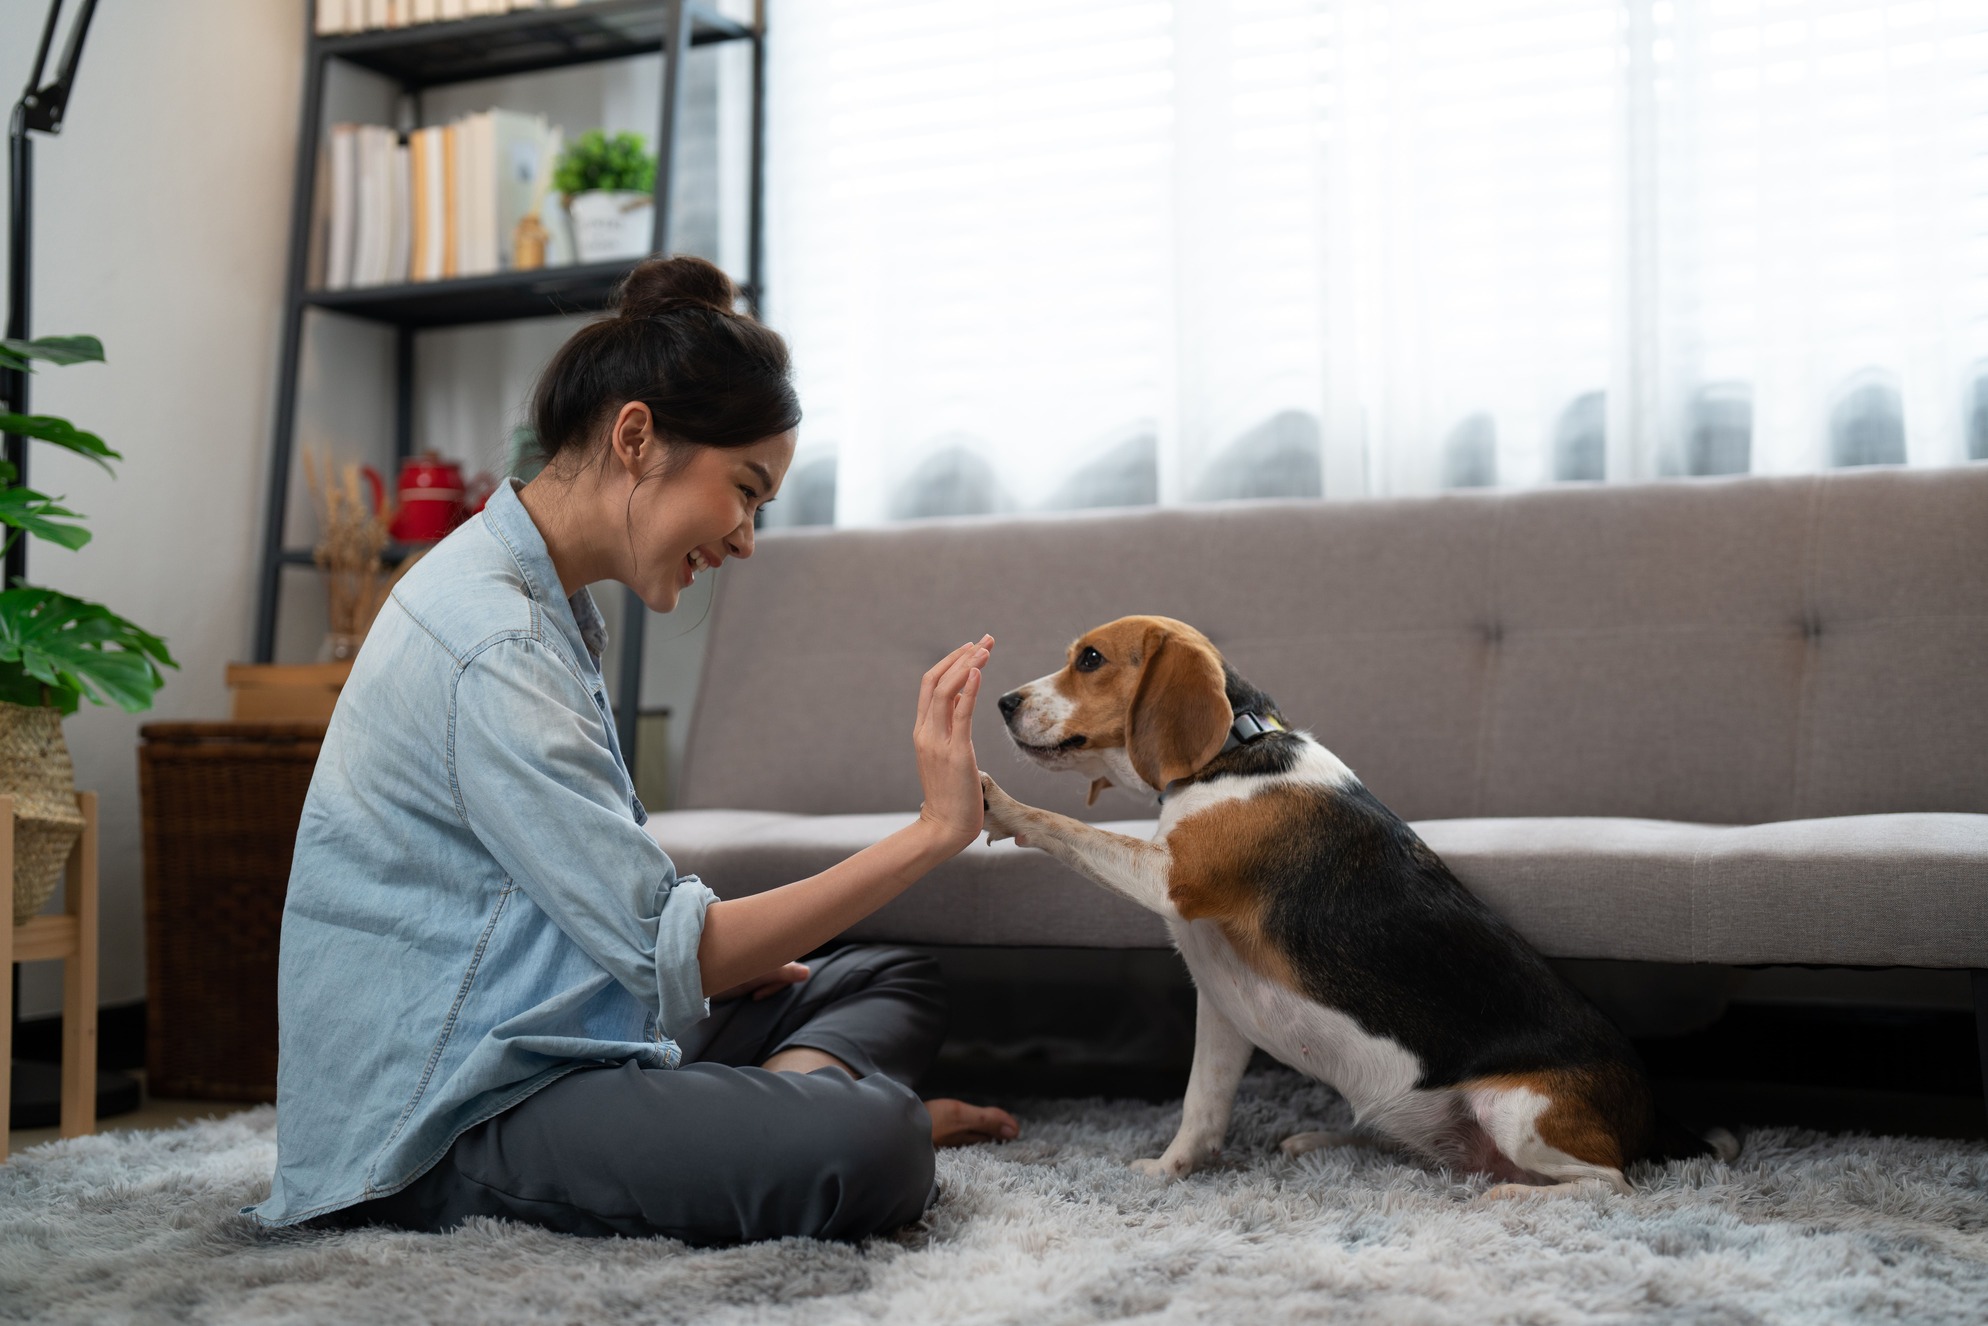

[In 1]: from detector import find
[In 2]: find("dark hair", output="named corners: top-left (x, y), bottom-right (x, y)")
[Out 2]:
top-left (527, 255), bottom-right (801, 474)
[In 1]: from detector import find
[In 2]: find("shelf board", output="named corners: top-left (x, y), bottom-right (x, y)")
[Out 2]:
top-left (302, 258), bottom-right (634, 326)
top-left (280, 544), bottom-right (431, 569)
top-left (318, 1), bottom-right (753, 88)
top-left (304, 260), bottom-right (760, 328)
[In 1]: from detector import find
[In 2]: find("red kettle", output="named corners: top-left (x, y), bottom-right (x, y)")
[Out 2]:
top-left (380, 453), bottom-right (495, 543)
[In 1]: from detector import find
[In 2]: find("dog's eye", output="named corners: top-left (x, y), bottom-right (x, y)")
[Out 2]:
top-left (1075, 646), bottom-right (1105, 672)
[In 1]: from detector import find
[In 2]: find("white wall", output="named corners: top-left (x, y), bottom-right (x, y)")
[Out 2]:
top-left (0, 0), bottom-right (304, 1017)
top-left (0, 0), bottom-right (727, 1018)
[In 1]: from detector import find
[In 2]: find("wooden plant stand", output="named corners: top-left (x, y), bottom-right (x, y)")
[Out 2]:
top-left (0, 791), bottom-right (100, 1161)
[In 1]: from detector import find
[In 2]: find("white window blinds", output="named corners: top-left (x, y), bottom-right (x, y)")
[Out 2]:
top-left (763, 0), bottom-right (1988, 526)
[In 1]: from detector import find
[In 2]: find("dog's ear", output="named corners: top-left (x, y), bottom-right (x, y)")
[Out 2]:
top-left (1127, 626), bottom-right (1231, 794)
top-left (1086, 777), bottom-right (1112, 806)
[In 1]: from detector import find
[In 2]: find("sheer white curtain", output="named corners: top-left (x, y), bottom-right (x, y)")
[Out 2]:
top-left (762, 0), bottom-right (1988, 527)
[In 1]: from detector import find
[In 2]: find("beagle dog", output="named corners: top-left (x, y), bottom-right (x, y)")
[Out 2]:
top-left (981, 615), bottom-right (1731, 1199)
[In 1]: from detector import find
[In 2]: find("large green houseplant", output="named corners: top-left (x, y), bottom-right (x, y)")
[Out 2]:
top-left (0, 334), bottom-right (176, 922)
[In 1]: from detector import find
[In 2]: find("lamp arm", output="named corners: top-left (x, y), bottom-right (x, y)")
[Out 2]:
top-left (19, 0), bottom-right (99, 136)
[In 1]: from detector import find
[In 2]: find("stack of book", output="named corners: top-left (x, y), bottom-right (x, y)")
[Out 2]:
top-left (316, 0), bottom-right (587, 35)
top-left (318, 112), bottom-right (570, 290)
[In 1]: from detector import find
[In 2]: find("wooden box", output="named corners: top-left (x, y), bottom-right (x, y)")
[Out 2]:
top-left (225, 662), bottom-right (351, 723)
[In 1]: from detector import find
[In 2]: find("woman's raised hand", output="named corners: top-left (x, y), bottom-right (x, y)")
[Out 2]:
top-left (913, 634), bottom-right (993, 848)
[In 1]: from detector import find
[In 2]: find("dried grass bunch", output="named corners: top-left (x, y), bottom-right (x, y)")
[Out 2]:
top-left (302, 450), bottom-right (395, 644)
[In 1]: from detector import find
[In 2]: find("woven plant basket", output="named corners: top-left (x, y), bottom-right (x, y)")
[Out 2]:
top-left (0, 700), bottom-right (85, 925)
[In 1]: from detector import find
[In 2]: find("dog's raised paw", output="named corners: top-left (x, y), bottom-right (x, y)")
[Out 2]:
top-left (978, 774), bottom-right (1031, 846)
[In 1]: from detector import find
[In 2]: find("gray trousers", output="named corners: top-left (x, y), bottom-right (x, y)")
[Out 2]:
top-left (323, 945), bottom-right (947, 1244)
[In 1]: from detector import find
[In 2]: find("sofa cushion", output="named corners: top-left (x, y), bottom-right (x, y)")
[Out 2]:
top-left (644, 810), bottom-right (1988, 967)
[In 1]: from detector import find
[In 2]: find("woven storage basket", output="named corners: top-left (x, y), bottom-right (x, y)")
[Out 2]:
top-left (1, 701), bottom-right (86, 925)
top-left (139, 722), bottom-right (324, 1101)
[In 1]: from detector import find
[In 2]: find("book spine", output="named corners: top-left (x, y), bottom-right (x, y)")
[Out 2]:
top-left (423, 127), bottom-right (448, 279)
top-left (349, 128), bottom-right (376, 285)
top-left (408, 129), bottom-right (429, 282)
top-left (327, 124), bottom-right (357, 289)
top-left (389, 140), bottom-right (413, 284)
top-left (471, 112), bottom-right (496, 276)
top-left (442, 121), bottom-right (460, 279)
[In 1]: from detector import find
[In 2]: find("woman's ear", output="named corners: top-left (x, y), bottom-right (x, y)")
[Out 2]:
top-left (608, 401), bottom-right (656, 479)
top-left (1126, 626), bottom-right (1232, 793)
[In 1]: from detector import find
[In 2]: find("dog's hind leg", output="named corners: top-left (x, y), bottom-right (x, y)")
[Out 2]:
top-left (1132, 992), bottom-right (1254, 1179)
top-left (1463, 1077), bottom-right (1634, 1201)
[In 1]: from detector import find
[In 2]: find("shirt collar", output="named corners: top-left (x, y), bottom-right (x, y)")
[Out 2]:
top-left (482, 477), bottom-right (612, 668)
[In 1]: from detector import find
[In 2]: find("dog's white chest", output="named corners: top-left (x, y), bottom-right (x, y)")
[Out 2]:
top-left (1170, 918), bottom-right (1424, 1121)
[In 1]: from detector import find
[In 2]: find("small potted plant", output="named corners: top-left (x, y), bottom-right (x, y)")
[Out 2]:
top-left (0, 334), bottom-right (176, 923)
top-left (555, 129), bottom-right (659, 262)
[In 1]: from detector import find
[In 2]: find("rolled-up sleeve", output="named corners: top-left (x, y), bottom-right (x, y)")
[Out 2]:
top-left (449, 634), bottom-right (713, 1040)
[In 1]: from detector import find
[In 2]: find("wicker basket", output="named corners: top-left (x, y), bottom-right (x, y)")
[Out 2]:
top-left (139, 722), bottom-right (325, 1101)
top-left (1, 701), bottom-right (87, 924)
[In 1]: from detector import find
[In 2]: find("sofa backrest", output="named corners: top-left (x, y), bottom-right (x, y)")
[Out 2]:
top-left (679, 466), bottom-right (1988, 825)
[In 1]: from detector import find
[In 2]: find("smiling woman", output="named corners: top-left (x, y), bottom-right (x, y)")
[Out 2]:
top-left (517, 259), bottom-right (800, 613)
top-left (248, 256), bottom-right (1016, 1246)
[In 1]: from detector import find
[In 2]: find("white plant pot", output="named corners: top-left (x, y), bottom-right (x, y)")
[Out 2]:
top-left (567, 190), bottom-right (655, 262)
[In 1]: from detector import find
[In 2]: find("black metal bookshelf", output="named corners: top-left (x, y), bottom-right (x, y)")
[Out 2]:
top-left (253, 0), bottom-right (765, 766)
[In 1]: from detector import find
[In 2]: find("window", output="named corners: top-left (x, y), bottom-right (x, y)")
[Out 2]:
top-left (765, 0), bottom-right (1988, 525)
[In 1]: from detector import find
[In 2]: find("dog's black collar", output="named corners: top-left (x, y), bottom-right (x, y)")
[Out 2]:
top-left (1157, 710), bottom-right (1287, 804)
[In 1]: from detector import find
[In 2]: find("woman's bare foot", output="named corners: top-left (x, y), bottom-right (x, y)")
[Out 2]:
top-left (925, 1098), bottom-right (1018, 1147)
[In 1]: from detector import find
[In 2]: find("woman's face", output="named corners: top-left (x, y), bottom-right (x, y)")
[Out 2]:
top-left (625, 425), bottom-right (796, 613)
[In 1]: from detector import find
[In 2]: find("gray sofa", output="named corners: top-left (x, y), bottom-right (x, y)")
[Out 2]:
top-left (644, 466), bottom-right (1988, 1076)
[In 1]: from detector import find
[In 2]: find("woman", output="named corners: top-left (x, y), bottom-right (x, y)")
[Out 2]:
top-left (248, 256), bottom-right (1017, 1244)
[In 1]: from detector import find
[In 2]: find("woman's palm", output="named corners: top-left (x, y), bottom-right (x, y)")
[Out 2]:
top-left (914, 635), bottom-right (992, 842)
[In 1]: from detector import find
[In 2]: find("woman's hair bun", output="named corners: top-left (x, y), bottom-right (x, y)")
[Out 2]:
top-left (616, 254), bottom-right (739, 319)
top-left (529, 250), bottom-right (796, 468)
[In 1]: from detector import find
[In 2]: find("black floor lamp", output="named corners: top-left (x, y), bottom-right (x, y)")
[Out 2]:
top-left (6, 0), bottom-right (138, 1130)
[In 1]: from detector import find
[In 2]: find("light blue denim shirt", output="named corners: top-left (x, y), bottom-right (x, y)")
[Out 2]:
top-left (248, 478), bottom-right (716, 1227)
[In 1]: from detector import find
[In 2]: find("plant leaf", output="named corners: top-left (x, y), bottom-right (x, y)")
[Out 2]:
top-left (0, 335), bottom-right (104, 373)
top-left (0, 411), bottom-right (121, 471)
top-left (0, 487), bottom-right (90, 550)
top-left (0, 586), bottom-right (175, 713)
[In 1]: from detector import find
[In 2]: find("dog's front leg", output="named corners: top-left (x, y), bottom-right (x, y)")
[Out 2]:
top-left (1132, 990), bottom-right (1254, 1180)
top-left (981, 773), bottom-right (1176, 917)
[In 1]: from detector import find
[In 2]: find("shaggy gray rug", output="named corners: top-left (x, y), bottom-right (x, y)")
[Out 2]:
top-left (3, 1071), bottom-right (1986, 1324)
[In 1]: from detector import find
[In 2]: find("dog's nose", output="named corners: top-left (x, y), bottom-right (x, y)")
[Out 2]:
top-left (998, 690), bottom-right (1024, 719)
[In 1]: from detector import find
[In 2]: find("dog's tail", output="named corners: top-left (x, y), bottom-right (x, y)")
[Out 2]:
top-left (1650, 1112), bottom-right (1741, 1164)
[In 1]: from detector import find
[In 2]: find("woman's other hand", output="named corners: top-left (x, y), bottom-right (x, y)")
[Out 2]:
top-left (712, 961), bottom-right (811, 1002)
top-left (914, 634), bottom-right (993, 848)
